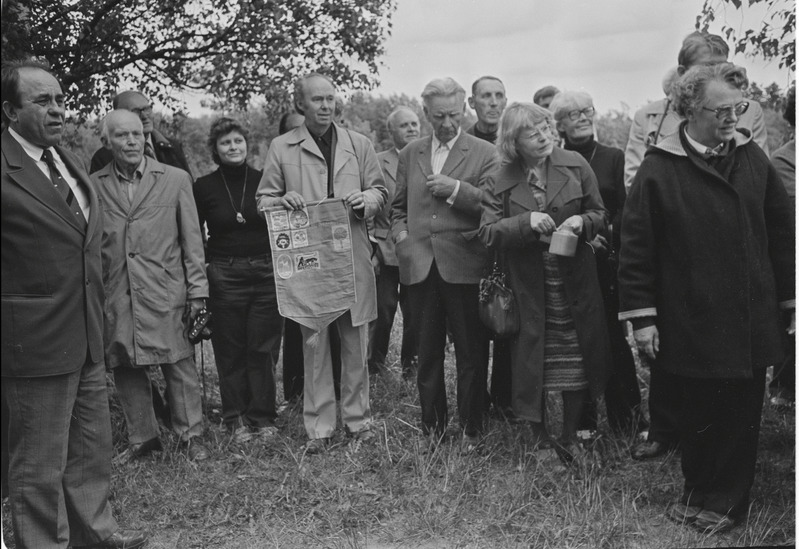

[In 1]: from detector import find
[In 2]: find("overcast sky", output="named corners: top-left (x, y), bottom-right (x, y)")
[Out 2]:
top-left (370, 0), bottom-right (793, 113)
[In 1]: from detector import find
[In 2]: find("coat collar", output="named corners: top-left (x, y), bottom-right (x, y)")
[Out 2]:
top-left (379, 148), bottom-right (399, 181)
top-left (2, 129), bottom-right (92, 236)
top-left (494, 147), bottom-right (583, 208)
top-left (652, 120), bottom-right (753, 158)
top-left (94, 156), bottom-right (167, 212)
top-left (415, 132), bottom-right (471, 177)
top-left (287, 123), bottom-right (358, 178)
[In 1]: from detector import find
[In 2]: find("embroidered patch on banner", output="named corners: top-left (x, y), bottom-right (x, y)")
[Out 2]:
top-left (274, 232), bottom-right (292, 250)
top-left (294, 252), bottom-right (320, 271)
top-left (276, 254), bottom-right (293, 279)
top-left (289, 208), bottom-right (310, 229)
top-left (270, 210), bottom-right (290, 231)
top-left (332, 224), bottom-right (351, 251)
top-left (291, 229), bottom-right (309, 248)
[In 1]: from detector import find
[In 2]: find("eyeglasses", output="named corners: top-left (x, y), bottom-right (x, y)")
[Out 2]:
top-left (566, 107), bottom-right (595, 121)
top-left (130, 105), bottom-right (153, 116)
top-left (701, 101), bottom-right (749, 120)
top-left (520, 123), bottom-right (553, 141)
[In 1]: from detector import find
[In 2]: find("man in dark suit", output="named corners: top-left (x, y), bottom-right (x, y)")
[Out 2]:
top-left (465, 76), bottom-right (514, 419)
top-left (368, 106), bottom-right (420, 379)
top-left (1, 60), bottom-right (147, 549)
top-left (90, 90), bottom-right (191, 176)
top-left (391, 77), bottom-right (498, 451)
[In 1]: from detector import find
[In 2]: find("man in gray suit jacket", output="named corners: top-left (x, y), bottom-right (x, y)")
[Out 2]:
top-left (368, 106), bottom-right (420, 379)
top-left (391, 77), bottom-right (498, 451)
top-left (1, 60), bottom-right (147, 549)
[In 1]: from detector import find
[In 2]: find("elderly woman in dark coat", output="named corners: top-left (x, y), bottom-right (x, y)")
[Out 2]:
top-left (478, 102), bottom-right (610, 462)
top-left (549, 90), bottom-right (648, 438)
top-left (619, 63), bottom-right (794, 533)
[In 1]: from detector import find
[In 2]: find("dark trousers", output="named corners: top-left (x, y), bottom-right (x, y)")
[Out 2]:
top-left (769, 333), bottom-right (795, 400)
top-left (283, 319), bottom-right (341, 402)
top-left (208, 256), bottom-right (283, 428)
top-left (368, 264), bottom-right (417, 373)
top-left (647, 367), bottom-right (682, 446)
top-left (4, 359), bottom-right (118, 548)
top-left (678, 368), bottom-right (766, 519)
top-left (580, 252), bottom-right (646, 433)
top-left (409, 262), bottom-right (488, 437)
top-left (489, 339), bottom-right (512, 410)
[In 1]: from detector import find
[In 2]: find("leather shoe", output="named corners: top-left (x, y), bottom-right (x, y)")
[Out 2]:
top-left (185, 439), bottom-right (210, 461)
top-left (130, 437), bottom-right (162, 458)
top-left (79, 528), bottom-right (148, 548)
top-left (692, 509), bottom-right (737, 533)
top-left (305, 437), bottom-right (331, 454)
top-left (630, 440), bottom-right (671, 460)
top-left (666, 502), bottom-right (702, 524)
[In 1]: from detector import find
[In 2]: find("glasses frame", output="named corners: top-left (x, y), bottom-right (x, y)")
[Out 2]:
top-left (701, 101), bottom-right (749, 120)
top-left (566, 107), bottom-right (595, 121)
top-left (519, 122), bottom-right (554, 141)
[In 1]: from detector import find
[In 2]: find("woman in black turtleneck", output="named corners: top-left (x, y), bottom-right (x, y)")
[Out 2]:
top-left (193, 118), bottom-right (282, 443)
top-left (550, 91), bottom-right (648, 438)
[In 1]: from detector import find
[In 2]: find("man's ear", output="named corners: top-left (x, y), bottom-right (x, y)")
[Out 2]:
top-left (2, 101), bottom-right (18, 125)
top-left (467, 96), bottom-right (476, 110)
top-left (101, 134), bottom-right (111, 150)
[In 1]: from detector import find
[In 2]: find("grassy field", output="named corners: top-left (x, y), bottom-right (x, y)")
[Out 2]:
top-left (2, 320), bottom-right (795, 549)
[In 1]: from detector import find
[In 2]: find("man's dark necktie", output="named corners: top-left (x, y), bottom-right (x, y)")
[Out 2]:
top-left (41, 149), bottom-right (86, 226)
top-left (144, 141), bottom-right (156, 159)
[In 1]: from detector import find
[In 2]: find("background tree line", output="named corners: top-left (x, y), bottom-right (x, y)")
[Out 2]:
top-left (61, 80), bottom-right (793, 179)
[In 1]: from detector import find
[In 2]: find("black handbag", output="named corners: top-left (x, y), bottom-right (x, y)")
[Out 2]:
top-left (478, 192), bottom-right (519, 338)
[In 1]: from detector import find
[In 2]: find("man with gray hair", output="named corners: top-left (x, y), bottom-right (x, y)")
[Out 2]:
top-left (92, 109), bottom-right (209, 463)
top-left (257, 73), bottom-right (386, 454)
top-left (90, 90), bottom-right (191, 175)
top-left (391, 77), bottom-right (497, 451)
top-left (368, 106), bottom-right (420, 380)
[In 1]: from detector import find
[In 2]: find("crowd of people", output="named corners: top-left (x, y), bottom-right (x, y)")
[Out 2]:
top-left (0, 29), bottom-right (794, 548)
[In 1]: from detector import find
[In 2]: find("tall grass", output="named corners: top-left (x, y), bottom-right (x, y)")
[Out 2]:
top-left (1, 319), bottom-right (794, 548)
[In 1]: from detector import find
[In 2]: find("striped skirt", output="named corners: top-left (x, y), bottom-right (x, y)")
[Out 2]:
top-left (541, 252), bottom-right (588, 391)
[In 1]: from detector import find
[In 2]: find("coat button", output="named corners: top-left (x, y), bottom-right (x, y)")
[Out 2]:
top-left (552, 207), bottom-right (559, 213)
top-left (431, 233), bottom-right (437, 238)
top-left (128, 252), bottom-right (135, 258)
top-left (432, 214), bottom-right (437, 219)
top-left (85, 279), bottom-right (90, 286)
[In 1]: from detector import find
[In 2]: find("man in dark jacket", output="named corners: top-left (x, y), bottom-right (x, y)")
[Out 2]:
top-left (1, 59), bottom-right (148, 549)
top-left (90, 90), bottom-right (191, 176)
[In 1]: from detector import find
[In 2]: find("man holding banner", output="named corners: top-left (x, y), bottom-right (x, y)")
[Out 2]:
top-left (256, 73), bottom-right (386, 454)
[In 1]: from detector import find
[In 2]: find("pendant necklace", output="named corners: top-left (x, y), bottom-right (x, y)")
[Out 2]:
top-left (220, 165), bottom-right (248, 224)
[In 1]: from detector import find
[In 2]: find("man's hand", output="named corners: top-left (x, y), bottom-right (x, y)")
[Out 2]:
top-left (184, 298), bottom-right (206, 324)
top-left (426, 174), bottom-right (457, 199)
top-left (558, 215), bottom-right (584, 235)
top-left (633, 324), bottom-right (659, 362)
top-left (395, 230), bottom-right (408, 244)
top-left (530, 212), bottom-right (556, 235)
top-left (342, 189), bottom-right (366, 212)
top-left (280, 191), bottom-right (306, 211)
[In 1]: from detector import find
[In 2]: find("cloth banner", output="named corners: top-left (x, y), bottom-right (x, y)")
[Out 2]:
top-left (263, 199), bottom-right (356, 332)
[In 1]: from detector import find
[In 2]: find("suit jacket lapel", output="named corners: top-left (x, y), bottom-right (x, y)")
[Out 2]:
top-left (416, 136), bottom-right (433, 178)
top-left (128, 159), bottom-right (163, 213)
top-left (382, 149), bottom-right (398, 183)
top-left (2, 132), bottom-right (84, 234)
top-left (296, 124), bottom-right (326, 162)
top-left (440, 133), bottom-right (467, 176)
top-left (497, 161), bottom-right (539, 212)
top-left (544, 158), bottom-right (571, 207)
top-left (334, 125), bottom-right (355, 180)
